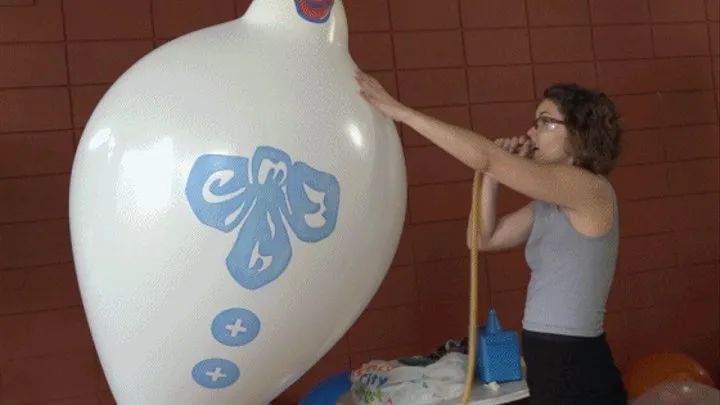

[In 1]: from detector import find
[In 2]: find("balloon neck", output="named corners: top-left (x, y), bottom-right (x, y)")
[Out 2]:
top-left (241, 0), bottom-right (348, 47)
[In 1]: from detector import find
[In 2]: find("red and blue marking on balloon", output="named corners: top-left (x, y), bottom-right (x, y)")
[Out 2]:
top-left (186, 145), bottom-right (340, 389)
top-left (295, 0), bottom-right (334, 23)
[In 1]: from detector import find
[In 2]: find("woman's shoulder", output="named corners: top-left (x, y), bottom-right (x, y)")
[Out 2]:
top-left (597, 175), bottom-right (617, 206)
top-left (561, 175), bottom-right (617, 237)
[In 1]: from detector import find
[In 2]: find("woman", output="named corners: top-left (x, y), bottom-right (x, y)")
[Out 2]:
top-left (356, 72), bottom-right (627, 405)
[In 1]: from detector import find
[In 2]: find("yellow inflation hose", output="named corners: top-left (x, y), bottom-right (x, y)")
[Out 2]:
top-left (461, 171), bottom-right (483, 405)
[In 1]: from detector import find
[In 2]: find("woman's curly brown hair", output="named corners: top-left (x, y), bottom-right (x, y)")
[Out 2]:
top-left (543, 83), bottom-right (622, 175)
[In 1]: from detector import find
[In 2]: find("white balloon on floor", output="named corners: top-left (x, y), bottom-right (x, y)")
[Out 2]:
top-left (68, 1), bottom-right (407, 404)
top-left (632, 381), bottom-right (720, 405)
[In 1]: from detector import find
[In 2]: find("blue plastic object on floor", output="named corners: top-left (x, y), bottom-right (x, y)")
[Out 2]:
top-left (475, 308), bottom-right (522, 384)
top-left (299, 370), bottom-right (352, 405)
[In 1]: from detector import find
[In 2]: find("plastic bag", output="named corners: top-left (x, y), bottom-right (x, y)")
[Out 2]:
top-left (348, 352), bottom-right (468, 405)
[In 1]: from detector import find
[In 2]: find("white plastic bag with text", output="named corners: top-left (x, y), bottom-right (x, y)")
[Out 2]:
top-left (348, 353), bottom-right (468, 405)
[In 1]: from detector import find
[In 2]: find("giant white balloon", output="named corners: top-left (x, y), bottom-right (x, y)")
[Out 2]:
top-left (68, 1), bottom-right (407, 404)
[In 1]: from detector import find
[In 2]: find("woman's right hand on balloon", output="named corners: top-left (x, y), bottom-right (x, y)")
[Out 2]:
top-left (356, 70), bottom-right (412, 123)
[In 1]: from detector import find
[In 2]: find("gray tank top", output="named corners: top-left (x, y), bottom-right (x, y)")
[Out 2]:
top-left (523, 189), bottom-right (619, 337)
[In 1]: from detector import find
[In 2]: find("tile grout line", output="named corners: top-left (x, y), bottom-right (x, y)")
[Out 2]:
top-left (384, 0), bottom-right (402, 141)
top-left (0, 155), bottom-right (716, 181)
top-left (0, 260), bottom-right (74, 273)
top-left (58, 0), bottom-right (76, 151)
top-left (704, 2), bottom-right (720, 122)
top-left (1, 118), bottom-right (716, 139)
top-left (149, 0), bottom-right (157, 40)
top-left (0, 304), bottom-right (85, 320)
top-left (384, 0), bottom-right (417, 272)
top-left (585, 0), bottom-right (601, 88)
top-left (0, 19), bottom-right (713, 46)
top-left (523, 0), bottom-right (539, 100)
top-left (646, 3), bottom-right (682, 258)
top-left (2, 58), bottom-right (719, 91)
top-left (457, 0), bottom-right (493, 305)
top-left (3, 234), bottom-right (713, 277)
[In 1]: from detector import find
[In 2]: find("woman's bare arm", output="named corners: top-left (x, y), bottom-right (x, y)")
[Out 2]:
top-left (403, 111), bottom-right (611, 215)
top-left (466, 177), bottom-right (534, 251)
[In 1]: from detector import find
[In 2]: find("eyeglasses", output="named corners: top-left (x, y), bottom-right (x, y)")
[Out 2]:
top-left (532, 116), bottom-right (565, 132)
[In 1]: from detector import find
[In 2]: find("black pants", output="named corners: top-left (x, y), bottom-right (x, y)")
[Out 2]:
top-left (522, 330), bottom-right (628, 405)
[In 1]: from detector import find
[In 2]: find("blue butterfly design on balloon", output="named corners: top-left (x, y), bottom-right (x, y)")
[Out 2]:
top-left (185, 146), bottom-right (340, 290)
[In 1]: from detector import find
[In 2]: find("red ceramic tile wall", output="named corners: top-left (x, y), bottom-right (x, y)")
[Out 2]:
top-left (0, 0), bottom-right (718, 403)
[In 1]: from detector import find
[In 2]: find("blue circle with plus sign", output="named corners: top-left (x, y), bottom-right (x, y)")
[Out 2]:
top-left (211, 308), bottom-right (261, 347)
top-left (192, 358), bottom-right (240, 389)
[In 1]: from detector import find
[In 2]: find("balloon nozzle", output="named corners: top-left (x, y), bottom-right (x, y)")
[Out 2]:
top-left (486, 308), bottom-right (502, 334)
